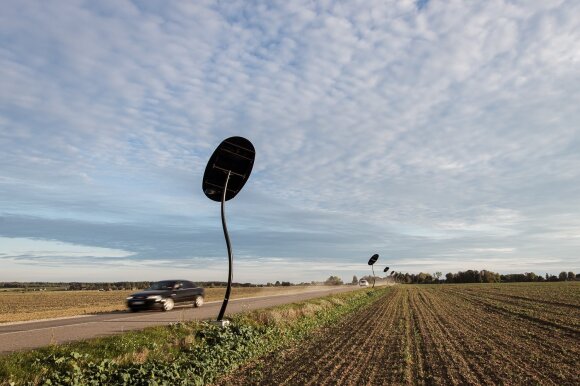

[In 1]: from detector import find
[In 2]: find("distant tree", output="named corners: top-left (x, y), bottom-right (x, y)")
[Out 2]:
top-left (559, 272), bottom-right (567, 281)
top-left (416, 273), bottom-right (426, 283)
top-left (416, 272), bottom-right (433, 284)
top-left (481, 270), bottom-right (500, 283)
top-left (445, 272), bottom-right (454, 283)
top-left (352, 275), bottom-right (358, 285)
top-left (324, 276), bottom-right (343, 286)
top-left (274, 281), bottom-right (281, 286)
top-left (434, 272), bottom-right (442, 282)
top-left (567, 272), bottom-right (575, 281)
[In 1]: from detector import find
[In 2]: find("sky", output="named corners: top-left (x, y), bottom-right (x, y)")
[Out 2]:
top-left (1, 0), bottom-right (579, 283)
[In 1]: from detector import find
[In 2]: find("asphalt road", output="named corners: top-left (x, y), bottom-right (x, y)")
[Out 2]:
top-left (0, 286), bottom-right (359, 354)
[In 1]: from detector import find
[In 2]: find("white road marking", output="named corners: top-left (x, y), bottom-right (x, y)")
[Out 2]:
top-left (1, 321), bottom-right (100, 335)
top-left (0, 314), bottom-right (93, 327)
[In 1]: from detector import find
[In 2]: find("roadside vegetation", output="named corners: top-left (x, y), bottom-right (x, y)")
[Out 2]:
top-left (0, 287), bottom-right (386, 385)
top-left (0, 285), bottom-right (343, 323)
top-left (222, 282), bottom-right (579, 385)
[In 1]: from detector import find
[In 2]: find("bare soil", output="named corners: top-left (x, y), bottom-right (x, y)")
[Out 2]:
top-left (220, 283), bottom-right (580, 385)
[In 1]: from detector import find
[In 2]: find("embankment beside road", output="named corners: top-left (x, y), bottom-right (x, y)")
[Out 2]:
top-left (0, 287), bottom-right (388, 385)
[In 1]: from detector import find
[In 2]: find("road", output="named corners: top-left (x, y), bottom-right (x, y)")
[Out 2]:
top-left (0, 286), bottom-right (359, 354)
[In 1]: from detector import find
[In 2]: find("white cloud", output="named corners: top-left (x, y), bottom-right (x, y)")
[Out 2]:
top-left (463, 248), bottom-right (515, 254)
top-left (1, 1), bottom-right (579, 280)
top-left (0, 237), bottom-right (135, 259)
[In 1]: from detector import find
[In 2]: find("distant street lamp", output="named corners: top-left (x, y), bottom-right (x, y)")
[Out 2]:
top-left (368, 254), bottom-right (379, 288)
top-left (384, 266), bottom-right (389, 274)
top-left (203, 137), bottom-right (255, 322)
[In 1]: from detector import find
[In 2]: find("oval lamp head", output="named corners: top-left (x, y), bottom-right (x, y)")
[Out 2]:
top-left (384, 266), bottom-right (389, 273)
top-left (202, 136), bottom-right (255, 202)
top-left (368, 253), bottom-right (379, 265)
top-left (390, 271), bottom-right (395, 276)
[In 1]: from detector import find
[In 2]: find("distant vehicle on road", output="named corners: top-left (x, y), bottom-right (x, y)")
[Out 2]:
top-left (126, 280), bottom-right (204, 312)
top-left (359, 279), bottom-right (369, 287)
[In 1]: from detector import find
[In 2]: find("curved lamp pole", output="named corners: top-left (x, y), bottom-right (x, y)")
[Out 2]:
top-left (368, 254), bottom-right (379, 288)
top-left (203, 137), bottom-right (255, 322)
top-left (218, 170), bottom-right (233, 321)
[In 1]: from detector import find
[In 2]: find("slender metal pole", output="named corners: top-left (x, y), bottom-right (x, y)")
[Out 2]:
top-left (371, 265), bottom-right (376, 288)
top-left (217, 171), bottom-right (232, 321)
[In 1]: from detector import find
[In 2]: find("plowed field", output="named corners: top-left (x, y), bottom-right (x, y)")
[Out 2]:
top-left (222, 283), bottom-right (580, 385)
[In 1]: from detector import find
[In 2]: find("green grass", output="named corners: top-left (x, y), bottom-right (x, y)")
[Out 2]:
top-left (0, 287), bottom-right (388, 385)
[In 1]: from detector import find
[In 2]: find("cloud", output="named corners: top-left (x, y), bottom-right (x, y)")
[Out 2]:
top-left (1, 1), bottom-right (579, 281)
top-left (0, 237), bottom-right (135, 260)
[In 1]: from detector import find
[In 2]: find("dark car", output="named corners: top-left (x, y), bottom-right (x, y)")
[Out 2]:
top-left (126, 280), bottom-right (204, 312)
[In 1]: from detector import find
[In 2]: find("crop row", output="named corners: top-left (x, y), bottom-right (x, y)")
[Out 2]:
top-left (224, 283), bottom-right (579, 385)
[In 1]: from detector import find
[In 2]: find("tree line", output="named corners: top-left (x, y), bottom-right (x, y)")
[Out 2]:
top-left (1, 281), bottom-right (153, 291)
top-left (392, 270), bottom-right (578, 284)
top-left (1, 281), bottom-right (270, 291)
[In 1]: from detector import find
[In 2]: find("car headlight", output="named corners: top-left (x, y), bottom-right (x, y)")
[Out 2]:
top-left (126, 296), bottom-right (133, 300)
top-left (147, 295), bottom-right (162, 301)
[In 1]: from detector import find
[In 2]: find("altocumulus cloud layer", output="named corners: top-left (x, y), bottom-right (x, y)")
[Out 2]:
top-left (1, 0), bottom-right (579, 282)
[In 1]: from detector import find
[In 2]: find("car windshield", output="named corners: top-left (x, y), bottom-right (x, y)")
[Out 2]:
top-left (148, 281), bottom-right (176, 290)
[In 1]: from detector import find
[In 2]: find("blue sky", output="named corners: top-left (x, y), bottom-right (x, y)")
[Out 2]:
top-left (1, 0), bottom-right (579, 283)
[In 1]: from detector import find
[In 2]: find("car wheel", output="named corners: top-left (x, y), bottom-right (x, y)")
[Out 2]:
top-left (162, 298), bottom-right (174, 311)
top-left (193, 295), bottom-right (204, 308)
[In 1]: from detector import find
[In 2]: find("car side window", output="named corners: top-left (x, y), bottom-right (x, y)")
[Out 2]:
top-left (182, 282), bottom-right (192, 289)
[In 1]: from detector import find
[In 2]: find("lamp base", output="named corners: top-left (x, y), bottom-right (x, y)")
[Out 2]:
top-left (209, 319), bottom-right (231, 328)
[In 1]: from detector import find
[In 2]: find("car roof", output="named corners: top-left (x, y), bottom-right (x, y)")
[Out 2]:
top-left (158, 279), bottom-right (189, 282)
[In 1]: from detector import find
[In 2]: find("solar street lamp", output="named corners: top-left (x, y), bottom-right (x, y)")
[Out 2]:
top-left (368, 254), bottom-right (379, 288)
top-left (203, 136), bottom-right (255, 322)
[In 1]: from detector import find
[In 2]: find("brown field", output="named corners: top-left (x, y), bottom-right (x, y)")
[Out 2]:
top-left (0, 285), bottom-right (340, 323)
top-left (223, 282), bottom-right (580, 386)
